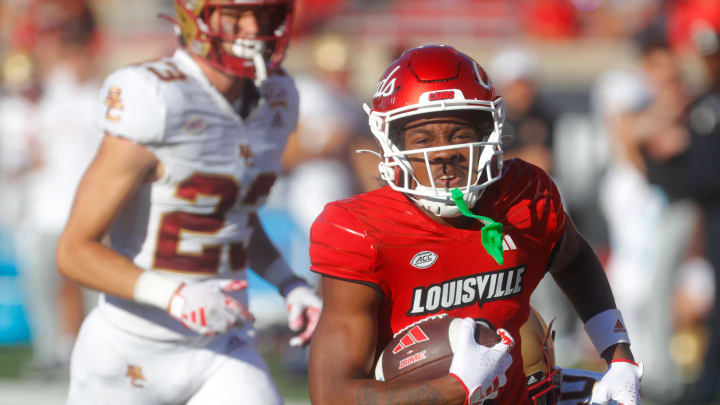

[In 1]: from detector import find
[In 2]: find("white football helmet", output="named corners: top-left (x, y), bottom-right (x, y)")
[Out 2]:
top-left (364, 44), bottom-right (506, 217)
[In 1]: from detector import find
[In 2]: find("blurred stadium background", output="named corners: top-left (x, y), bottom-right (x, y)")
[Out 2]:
top-left (1, 0), bottom-right (719, 404)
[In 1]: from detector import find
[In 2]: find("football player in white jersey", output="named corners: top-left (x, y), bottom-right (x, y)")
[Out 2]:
top-left (56, 1), bottom-right (321, 404)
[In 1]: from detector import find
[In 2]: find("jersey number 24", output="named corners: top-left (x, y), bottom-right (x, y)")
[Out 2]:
top-left (152, 172), bottom-right (276, 274)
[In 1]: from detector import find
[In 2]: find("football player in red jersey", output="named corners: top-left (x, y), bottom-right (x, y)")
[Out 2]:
top-left (308, 45), bottom-right (642, 405)
top-left (56, 1), bottom-right (321, 404)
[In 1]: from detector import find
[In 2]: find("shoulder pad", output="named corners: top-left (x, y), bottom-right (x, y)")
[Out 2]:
top-left (309, 202), bottom-right (378, 284)
top-left (96, 64), bottom-right (168, 145)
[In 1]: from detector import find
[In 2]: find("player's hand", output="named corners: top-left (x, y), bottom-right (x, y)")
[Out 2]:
top-left (167, 279), bottom-right (254, 336)
top-left (449, 318), bottom-right (514, 405)
top-left (285, 283), bottom-right (322, 347)
top-left (590, 360), bottom-right (643, 405)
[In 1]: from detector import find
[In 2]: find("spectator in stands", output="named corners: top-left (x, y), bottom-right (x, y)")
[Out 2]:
top-left (488, 46), bottom-right (557, 174)
top-left (0, 0), bottom-right (101, 375)
top-left (281, 33), bottom-right (368, 235)
top-left (640, 23), bottom-right (720, 405)
top-left (592, 58), bottom-right (695, 401)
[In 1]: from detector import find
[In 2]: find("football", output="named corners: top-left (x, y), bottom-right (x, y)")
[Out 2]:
top-left (374, 314), bottom-right (501, 383)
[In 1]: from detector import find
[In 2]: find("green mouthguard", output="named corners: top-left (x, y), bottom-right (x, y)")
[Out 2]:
top-left (450, 188), bottom-right (504, 265)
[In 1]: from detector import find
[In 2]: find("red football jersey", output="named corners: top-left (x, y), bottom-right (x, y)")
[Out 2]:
top-left (310, 159), bottom-right (567, 405)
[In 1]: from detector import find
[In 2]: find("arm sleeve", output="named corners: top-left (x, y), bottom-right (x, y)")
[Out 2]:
top-left (284, 75), bottom-right (300, 132)
top-left (95, 67), bottom-right (167, 145)
top-left (309, 203), bottom-right (378, 286)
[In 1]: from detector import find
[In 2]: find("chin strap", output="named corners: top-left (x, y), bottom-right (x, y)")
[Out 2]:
top-left (252, 52), bottom-right (267, 86)
top-left (450, 188), bottom-right (504, 265)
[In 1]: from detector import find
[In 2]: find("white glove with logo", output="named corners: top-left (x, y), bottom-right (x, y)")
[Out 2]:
top-left (590, 360), bottom-right (643, 405)
top-left (449, 318), bottom-right (514, 405)
top-left (285, 283), bottom-right (322, 347)
top-left (168, 279), bottom-right (255, 336)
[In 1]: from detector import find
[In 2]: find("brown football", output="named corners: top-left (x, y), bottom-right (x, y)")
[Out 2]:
top-left (374, 314), bottom-right (501, 383)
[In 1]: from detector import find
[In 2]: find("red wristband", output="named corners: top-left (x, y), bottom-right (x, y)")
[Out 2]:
top-left (610, 359), bottom-right (638, 366)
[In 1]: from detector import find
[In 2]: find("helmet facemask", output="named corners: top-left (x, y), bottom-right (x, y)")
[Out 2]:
top-left (173, 0), bottom-right (293, 83)
top-left (366, 99), bottom-right (505, 218)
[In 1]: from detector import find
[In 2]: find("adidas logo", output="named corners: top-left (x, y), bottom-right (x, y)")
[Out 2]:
top-left (613, 320), bottom-right (626, 333)
top-left (502, 234), bottom-right (517, 251)
top-left (392, 325), bottom-right (429, 354)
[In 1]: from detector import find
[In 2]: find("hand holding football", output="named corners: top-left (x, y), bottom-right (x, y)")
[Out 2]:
top-left (374, 314), bottom-right (501, 383)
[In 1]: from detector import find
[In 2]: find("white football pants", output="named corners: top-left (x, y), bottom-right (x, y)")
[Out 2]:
top-left (67, 308), bottom-right (284, 405)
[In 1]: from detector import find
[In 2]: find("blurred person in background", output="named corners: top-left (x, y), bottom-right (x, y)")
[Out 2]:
top-left (488, 46), bottom-right (556, 175)
top-left (281, 32), bottom-right (367, 236)
top-left (639, 22), bottom-right (720, 405)
top-left (591, 36), bottom-right (697, 400)
top-left (0, 0), bottom-right (101, 376)
top-left (55, 1), bottom-right (321, 404)
top-left (622, 32), bottom-right (704, 402)
top-left (0, 53), bottom-right (42, 233)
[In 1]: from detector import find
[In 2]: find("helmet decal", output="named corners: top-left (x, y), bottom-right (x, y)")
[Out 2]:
top-left (170, 0), bottom-right (294, 81)
top-left (374, 65), bottom-right (400, 98)
top-left (473, 62), bottom-right (493, 90)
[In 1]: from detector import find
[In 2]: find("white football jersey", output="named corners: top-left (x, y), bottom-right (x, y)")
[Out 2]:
top-left (96, 49), bottom-right (299, 340)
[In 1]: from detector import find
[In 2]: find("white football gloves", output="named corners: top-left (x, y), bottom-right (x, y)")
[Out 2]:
top-left (167, 279), bottom-right (254, 336)
top-left (590, 360), bottom-right (643, 405)
top-left (285, 283), bottom-right (322, 347)
top-left (449, 318), bottom-right (514, 405)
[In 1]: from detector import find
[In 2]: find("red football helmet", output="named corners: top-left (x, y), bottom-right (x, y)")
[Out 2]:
top-left (172, 0), bottom-right (293, 81)
top-left (364, 45), bottom-right (505, 217)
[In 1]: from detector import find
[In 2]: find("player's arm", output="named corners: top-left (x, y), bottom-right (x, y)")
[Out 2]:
top-left (308, 276), bottom-right (467, 405)
top-left (549, 213), bottom-right (641, 404)
top-left (548, 213), bottom-right (633, 363)
top-left (246, 212), bottom-right (304, 294)
top-left (57, 134), bottom-right (251, 336)
top-left (247, 213), bottom-right (321, 346)
top-left (56, 133), bottom-right (160, 298)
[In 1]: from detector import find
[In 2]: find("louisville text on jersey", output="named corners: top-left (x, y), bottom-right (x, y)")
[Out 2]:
top-left (407, 266), bottom-right (526, 316)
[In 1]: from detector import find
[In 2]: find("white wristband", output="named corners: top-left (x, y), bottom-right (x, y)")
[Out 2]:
top-left (583, 309), bottom-right (631, 355)
top-left (133, 271), bottom-right (183, 310)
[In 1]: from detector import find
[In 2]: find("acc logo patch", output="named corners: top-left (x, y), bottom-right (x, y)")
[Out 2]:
top-left (410, 251), bottom-right (438, 269)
